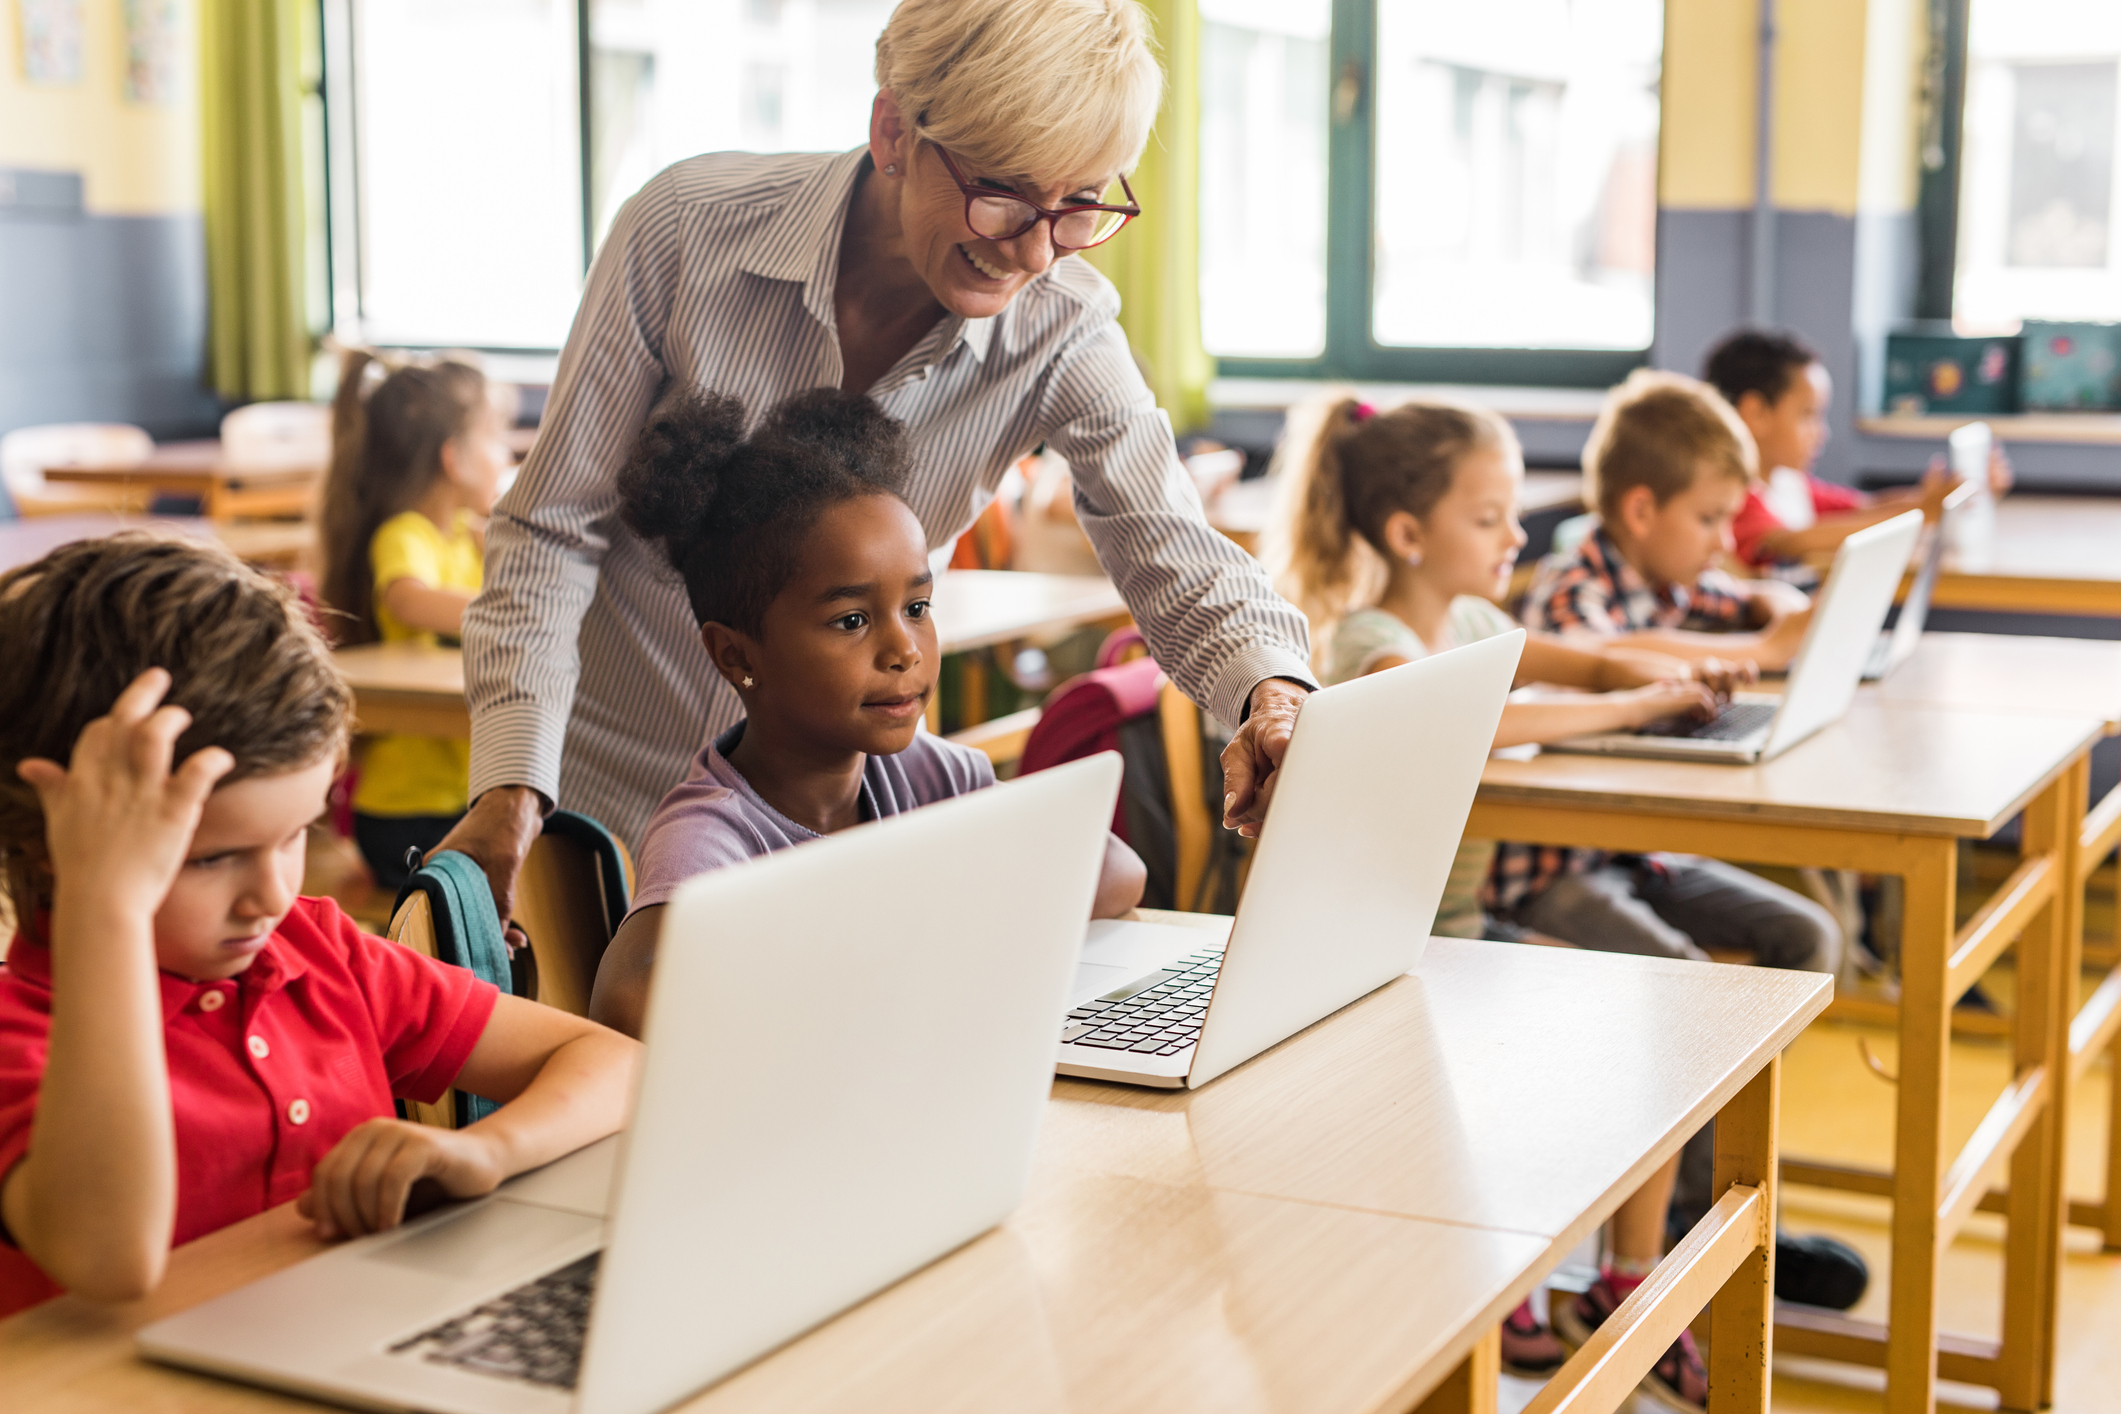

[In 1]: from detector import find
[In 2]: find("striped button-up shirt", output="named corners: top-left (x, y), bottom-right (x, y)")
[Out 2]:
top-left (465, 148), bottom-right (1315, 846)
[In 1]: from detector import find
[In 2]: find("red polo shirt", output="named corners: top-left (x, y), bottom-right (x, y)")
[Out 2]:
top-left (0, 896), bottom-right (497, 1317)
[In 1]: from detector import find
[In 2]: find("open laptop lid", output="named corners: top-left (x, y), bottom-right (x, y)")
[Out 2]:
top-left (1186, 630), bottom-right (1524, 1088)
top-left (1878, 478), bottom-right (1978, 676)
top-left (1759, 511), bottom-right (1924, 760)
top-left (574, 754), bottom-right (1122, 1414)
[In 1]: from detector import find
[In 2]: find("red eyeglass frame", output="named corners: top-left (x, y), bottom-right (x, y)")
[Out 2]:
top-left (929, 145), bottom-right (1142, 251)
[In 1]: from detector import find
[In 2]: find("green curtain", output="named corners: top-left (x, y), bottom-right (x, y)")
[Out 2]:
top-left (1087, 0), bottom-right (1211, 433)
top-left (200, 0), bottom-right (310, 402)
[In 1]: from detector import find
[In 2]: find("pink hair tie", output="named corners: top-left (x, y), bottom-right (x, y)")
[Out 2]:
top-left (1352, 401), bottom-right (1377, 422)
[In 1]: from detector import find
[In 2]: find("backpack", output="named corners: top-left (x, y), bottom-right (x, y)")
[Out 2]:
top-left (392, 849), bottom-right (519, 1125)
top-left (1018, 639), bottom-right (1243, 914)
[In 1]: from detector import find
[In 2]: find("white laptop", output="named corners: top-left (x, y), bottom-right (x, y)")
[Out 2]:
top-left (1862, 478), bottom-right (1978, 682)
top-left (139, 754), bottom-right (1124, 1414)
top-left (1054, 630), bottom-right (1524, 1090)
top-left (1546, 511), bottom-right (1924, 765)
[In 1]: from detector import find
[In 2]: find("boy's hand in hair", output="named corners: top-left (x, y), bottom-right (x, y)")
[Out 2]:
top-left (17, 669), bottom-right (234, 918)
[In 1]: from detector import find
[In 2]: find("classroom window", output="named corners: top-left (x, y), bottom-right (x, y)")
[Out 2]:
top-left (324, 0), bottom-right (586, 350)
top-left (1204, 0), bottom-right (1662, 386)
top-left (1952, 2), bottom-right (2121, 328)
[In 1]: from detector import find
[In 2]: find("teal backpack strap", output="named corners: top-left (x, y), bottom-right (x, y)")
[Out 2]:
top-left (540, 810), bottom-right (632, 934)
top-left (395, 850), bottom-right (514, 1125)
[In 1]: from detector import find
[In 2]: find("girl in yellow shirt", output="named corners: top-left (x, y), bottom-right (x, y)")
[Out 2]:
top-left (320, 351), bottom-right (511, 890)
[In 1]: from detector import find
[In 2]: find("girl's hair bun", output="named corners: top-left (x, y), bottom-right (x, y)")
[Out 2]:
top-left (616, 387), bottom-right (750, 554)
top-left (616, 384), bottom-right (916, 637)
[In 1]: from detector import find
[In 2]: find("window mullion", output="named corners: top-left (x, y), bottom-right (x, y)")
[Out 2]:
top-left (1324, 0), bottom-right (1374, 379)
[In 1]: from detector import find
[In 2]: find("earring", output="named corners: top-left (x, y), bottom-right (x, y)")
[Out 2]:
top-left (741, 675), bottom-right (755, 689)
top-left (884, 163), bottom-right (898, 175)
top-left (1404, 550), bottom-right (1423, 567)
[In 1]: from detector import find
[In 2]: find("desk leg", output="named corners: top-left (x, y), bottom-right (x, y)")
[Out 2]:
top-left (1414, 1328), bottom-right (1498, 1414)
top-left (1708, 1056), bottom-right (1779, 1414)
top-left (2002, 766), bottom-right (2075, 1411)
top-left (1887, 838), bottom-right (1957, 1414)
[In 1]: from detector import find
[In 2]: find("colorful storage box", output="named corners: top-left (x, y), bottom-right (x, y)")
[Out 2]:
top-left (2019, 321), bottom-right (2121, 410)
top-left (1883, 328), bottom-right (2020, 415)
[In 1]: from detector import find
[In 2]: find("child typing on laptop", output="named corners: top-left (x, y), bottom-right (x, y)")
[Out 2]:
top-left (587, 388), bottom-right (1146, 1038)
top-left (0, 537), bottom-right (638, 1318)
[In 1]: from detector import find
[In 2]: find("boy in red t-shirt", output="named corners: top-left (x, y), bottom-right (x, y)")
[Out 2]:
top-left (0, 536), bottom-right (638, 1318)
top-left (1702, 327), bottom-right (2008, 571)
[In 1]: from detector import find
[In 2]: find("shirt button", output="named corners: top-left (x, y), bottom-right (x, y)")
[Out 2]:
top-left (247, 1035), bottom-right (270, 1060)
top-left (198, 990), bottom-right (226, 1013)
top-left (288, 1098), bottom-right (311, 1125)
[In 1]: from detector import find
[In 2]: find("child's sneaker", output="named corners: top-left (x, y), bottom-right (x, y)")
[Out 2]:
top-left (1552, 1274), bottom-right (1706, 1412)
top-left (1499, 1297), bottom-right (1568, 1375)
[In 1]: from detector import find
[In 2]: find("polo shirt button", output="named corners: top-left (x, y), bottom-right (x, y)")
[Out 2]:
top-left (198, 990), bottom-right (226, 1013)
top-left (288, 1098), bottom-right (311, 1125)
top-left (247, 1035), bottom-right (270, 1060)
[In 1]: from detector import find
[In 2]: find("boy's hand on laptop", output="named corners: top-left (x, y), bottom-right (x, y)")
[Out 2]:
top-left (299, 1117), bottom-right (506, 1240)
top-left (1757, 604), bottom-right (1812, 669)
top-left (16, 668), bottom-right (234, 919)
top-left (1594, 648), bottom-right (1693, 693)
top-left (1222, 679), bottom-right (1310, 838)
top-left (1689, 656), bottom-right (1757, 701)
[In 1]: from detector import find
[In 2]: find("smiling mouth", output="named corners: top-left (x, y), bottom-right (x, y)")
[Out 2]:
top-left (864, 691), bottom-right (928, 716)
top-left (958, 244), bottom-right (1010, 281)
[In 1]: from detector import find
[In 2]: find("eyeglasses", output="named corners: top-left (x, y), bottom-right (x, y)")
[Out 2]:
top-left (930, 146), bottom-right (1141, 252)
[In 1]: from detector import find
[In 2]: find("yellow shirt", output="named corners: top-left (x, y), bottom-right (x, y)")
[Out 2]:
top-left (352, 511), bottom-right (482, 818)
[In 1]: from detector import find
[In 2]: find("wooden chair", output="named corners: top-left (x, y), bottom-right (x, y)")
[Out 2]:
top-left (512, 813), bottom-right (636, 1017)
top-left (0, 422), bottom-right (154, 516)
top-left (384, 890), bottom-right (459, 1130)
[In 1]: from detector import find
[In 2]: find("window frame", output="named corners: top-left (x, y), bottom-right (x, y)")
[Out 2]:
top-left (1212, 0), bottom-right (1655, 389)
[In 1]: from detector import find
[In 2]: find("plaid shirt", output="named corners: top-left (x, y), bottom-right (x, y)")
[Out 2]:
top-left (1485, 523), bottom-right (1755, 913)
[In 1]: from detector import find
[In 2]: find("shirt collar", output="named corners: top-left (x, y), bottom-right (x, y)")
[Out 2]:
top-left (736, 147), bottom-right (995, 368)
top-left (3, 927), bottom-right (308, 1021)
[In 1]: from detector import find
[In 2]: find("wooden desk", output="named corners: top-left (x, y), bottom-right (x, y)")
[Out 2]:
top-left (1468, 699), bottom-right (2104, 1414)
top-left (43, 440), bottom-right (320, 521)
top-left (0, 514), bottom-right (313, 573)
top-left (1923, 496), bottom-right (2121, 618)
top-left (1, 938), bottom-right (1824, 1414)
top-left (336, 571), bottom-right (1132, 738)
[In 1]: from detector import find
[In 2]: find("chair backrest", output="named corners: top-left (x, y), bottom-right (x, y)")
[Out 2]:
top-left (220, 401), bottom-right (331, 472)
top-left (513, 810), bottom-right (634, 1016)
top-left (387, 849), bottom-right (519, 1125)
top-left (0, 423), bottom-right (153, 501)
top-left (383, 891), bottom-right (460, 1130)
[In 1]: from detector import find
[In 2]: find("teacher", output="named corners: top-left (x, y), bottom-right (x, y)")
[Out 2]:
top-left (444, 0), bottom-right (1317, 921)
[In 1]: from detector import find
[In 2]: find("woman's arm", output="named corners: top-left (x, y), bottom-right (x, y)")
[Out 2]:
top-left (1095, 833), bottom-right (1147, 919)
top-left (1362, 655), bottom-right (1714, 749)
top-left (2, 673), bottom-right (234, 1300)
top-left (297, 999), bottom-right (639, 1240)
top-left (379, 577), bottom-right (475, 638)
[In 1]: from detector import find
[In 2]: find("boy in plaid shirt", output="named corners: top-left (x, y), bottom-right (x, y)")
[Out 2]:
top-left (1492, 371), bottom-right (1840, 973)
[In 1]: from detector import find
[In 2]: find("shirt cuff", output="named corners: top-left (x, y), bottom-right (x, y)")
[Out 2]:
top-left (467, 699), bottom-right (567, 808)
top-left (1206, 645), bottom-right (1320, 731)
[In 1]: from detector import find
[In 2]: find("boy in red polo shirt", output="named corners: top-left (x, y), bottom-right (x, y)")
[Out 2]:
top-left (0, 536), bottom-right (638, 1317)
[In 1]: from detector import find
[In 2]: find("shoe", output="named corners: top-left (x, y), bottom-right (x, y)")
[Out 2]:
top-left (1499, 1297), bottom-right (1567, 1376)
top-left (1775, 1231), bottom-right (1868, 1310)
top-left (1552, 1275), bottom-right (1704, 1411)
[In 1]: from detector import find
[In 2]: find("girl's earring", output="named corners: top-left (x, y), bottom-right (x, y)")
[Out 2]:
top-left (741, 675), bottom-right (756, 689)
top-left (884, 163), bottom-right (898, 176)
top-left (1404, 550), bottom-right (1423, 567)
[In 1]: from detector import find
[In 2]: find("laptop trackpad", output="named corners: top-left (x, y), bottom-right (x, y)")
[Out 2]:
top-left (365, 1200), bottom-right (600, 1282)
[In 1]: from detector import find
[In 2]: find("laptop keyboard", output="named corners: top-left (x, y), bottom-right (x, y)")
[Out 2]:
top-left (389, 1251), bottom-right (599, 1390)
top-left (1060, 949), bottom-right (1222, 1056)
top-left (1643, 700), bottom-right (1779, 742)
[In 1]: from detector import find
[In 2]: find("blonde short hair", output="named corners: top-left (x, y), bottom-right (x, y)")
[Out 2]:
top-left (875, 0), bottom-right (1164, 182)
top-left (1582, 369), bottom-right (1757, 521)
